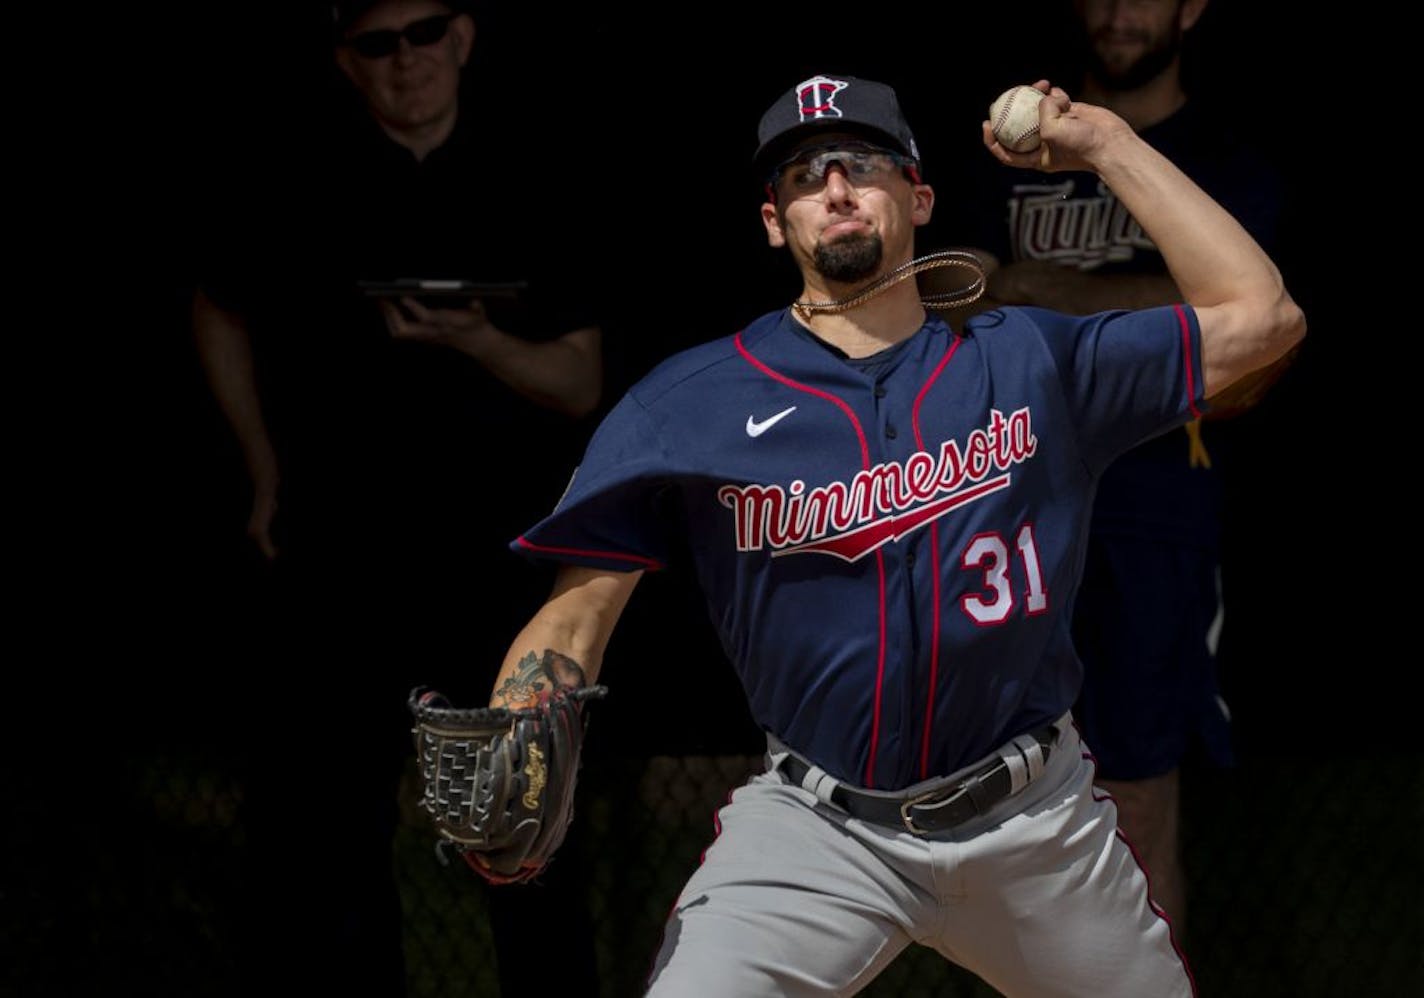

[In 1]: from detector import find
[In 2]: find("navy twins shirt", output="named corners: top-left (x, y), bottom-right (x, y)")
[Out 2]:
top-left (513, 304), bottom-right (1205, 791)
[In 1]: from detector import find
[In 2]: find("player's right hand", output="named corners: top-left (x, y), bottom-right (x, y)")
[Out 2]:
top-left (983, 81), bottom-right (1133, 175)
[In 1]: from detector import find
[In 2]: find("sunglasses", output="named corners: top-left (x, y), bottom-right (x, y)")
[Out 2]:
top-left (771, 143), bottom-right (918, 194)
top-left (345, 13), bottom-right (455, 60)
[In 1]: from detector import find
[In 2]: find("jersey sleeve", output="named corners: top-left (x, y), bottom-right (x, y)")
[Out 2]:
top-left (1028, 303), bottom-right (1206, 474)
top-left (510, 392), bottom-right (674, 572)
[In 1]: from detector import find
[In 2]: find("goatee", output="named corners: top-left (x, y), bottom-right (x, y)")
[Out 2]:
top-left (814, 232), bottom-right (884, 284)
top-left (1087, 28), bottom-right (1182, 92)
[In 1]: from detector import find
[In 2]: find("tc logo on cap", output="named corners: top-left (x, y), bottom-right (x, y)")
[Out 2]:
top-left (796, 76), bottom-right (849, 122)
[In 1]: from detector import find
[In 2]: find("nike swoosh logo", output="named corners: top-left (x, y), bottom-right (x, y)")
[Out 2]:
top-left (746, 406), bottom-right (798, 438)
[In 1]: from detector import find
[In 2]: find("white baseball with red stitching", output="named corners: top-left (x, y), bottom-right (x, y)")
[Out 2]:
top-left (989, 85), bottom-right (1043, 153)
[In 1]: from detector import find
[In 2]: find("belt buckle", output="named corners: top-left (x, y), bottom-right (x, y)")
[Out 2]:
top-left (900, 782), bottom-right (970, 835)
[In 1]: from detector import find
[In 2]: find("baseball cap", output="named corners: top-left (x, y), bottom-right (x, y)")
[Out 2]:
top-left (754, 75), bottom-right (921, 178)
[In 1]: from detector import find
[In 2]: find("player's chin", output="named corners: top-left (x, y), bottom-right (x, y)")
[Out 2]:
top-left (813, 231), bottom-right (884, 283)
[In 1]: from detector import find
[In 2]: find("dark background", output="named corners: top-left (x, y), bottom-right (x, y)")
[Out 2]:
top-left (20, 1), bottom-right (1416, 995)
top-left (79, 0), bottom-right (1392, 746)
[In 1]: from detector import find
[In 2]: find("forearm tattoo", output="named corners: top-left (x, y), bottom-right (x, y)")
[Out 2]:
top-left (492, 649), bottom-right (588, 709)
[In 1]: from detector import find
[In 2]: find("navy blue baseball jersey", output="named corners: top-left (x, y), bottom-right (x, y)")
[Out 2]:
top-left (513, 304), bottom-right (1205, 790)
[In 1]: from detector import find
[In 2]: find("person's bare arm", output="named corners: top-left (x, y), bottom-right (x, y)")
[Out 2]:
top-left (987, 259), bottom-right (1179, 313)
top-left (938, 245), bottom-right (1177, 314)
top-left (927, 248), bottom-right (1173, 325)
top-left (380, 297), bottom-right (602, 418)
top-left (191, 287), bottom-right (280, 559)
top-left (489, 565), bottom-right (642, 709)
top-left (983, 83), bottom-right (1306, 397)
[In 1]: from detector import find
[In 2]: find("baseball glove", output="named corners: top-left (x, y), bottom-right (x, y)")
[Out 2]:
top-left (408, 683), bottom-right (607, 884)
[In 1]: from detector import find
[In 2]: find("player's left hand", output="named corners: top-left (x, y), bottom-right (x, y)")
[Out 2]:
top-left (379, 296), bottom-right (497, 346)
top-left (407, 683), bottom-right (608, 886)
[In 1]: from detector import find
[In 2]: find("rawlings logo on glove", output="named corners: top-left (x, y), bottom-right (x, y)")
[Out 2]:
top-left (408, 652), bottom-right (607, 885)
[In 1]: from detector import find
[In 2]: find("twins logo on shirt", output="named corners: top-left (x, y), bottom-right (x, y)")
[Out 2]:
top-left (717, 406), bottom-right (1036, 562)
top-left (1007, 179), bottom-right (1157, 269)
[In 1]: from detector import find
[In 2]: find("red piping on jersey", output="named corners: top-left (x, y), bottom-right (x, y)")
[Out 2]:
top-left (515, 535), bottom-right (663, 570)
top-left (1175, 304), bottom-right (1203, 420)
top-left (734, 330), bottom-right (889, 788)
top-left (910, 333), bottom-right (963, 778)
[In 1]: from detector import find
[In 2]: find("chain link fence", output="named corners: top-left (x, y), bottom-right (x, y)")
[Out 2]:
top-left (8, 738), bottom-right (1418, 997)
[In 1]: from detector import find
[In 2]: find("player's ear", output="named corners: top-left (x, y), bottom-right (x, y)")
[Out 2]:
top-left (911, 184), bottom-right (934, 227)
top-left (761, 201), bottom-right (787, 248)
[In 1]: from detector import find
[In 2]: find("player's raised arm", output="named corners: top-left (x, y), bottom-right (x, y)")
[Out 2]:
top-left (983, 82), bottom-right (1306, 398)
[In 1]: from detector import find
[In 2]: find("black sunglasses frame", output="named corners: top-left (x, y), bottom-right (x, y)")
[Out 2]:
top-left (344, 13), bottom-right (457, 60)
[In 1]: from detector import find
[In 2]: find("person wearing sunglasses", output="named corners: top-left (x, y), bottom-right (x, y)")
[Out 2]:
top-left (332, 1), bottom-right (472, 161)
top-left (190, 1), bottom-right (604, 995)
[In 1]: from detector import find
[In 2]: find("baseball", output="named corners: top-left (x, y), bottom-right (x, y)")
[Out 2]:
top-left (989, 85), bottom-right (1043, 153)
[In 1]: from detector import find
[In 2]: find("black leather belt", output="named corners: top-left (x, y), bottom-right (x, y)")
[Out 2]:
top-left (778, 722), bottom-right (1059, 835)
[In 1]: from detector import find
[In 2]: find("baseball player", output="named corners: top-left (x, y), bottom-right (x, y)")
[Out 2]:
top-left (477, 74), bottom-right (1304, 995)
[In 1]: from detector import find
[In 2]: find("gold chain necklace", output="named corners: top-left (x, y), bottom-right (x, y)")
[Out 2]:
top-left (792, 249), bottom-right (987, 322)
